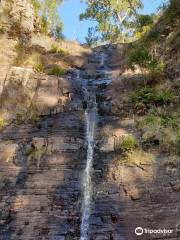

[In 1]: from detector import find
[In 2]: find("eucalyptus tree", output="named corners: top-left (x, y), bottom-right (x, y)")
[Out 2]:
top-left (32, 0), bottom-right (64, 38)
top-left (80, 0), bottom-right (143, 42)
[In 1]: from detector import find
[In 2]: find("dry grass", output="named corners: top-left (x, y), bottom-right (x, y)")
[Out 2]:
top-left (120, 149), bottom-right (155, 166)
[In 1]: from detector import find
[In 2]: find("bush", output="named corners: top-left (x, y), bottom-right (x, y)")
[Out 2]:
top-left (49, 44), bottom-right (69, 56)
top-left (121, 149), bottom-right (155, 166)
top-left (26, 144), bottom-right (47, 168)
top-left (127, 44), bottom-right (165, 77)
top-left (48, 66), bottom-right (66, 76)
top-left (15, 112), bottom-right (27, 124)
top-left (0, 117), bottom-right (7, 130)
top-left (120, 135), bottom-right (138, 153)
top-left (14, 42), bottom-right (25, 65)
top-left (127, 45), bottom-right (151, 70)
top-left (130, 87), bottom-right (175, 107)
top-left (23, 52), bottom-right (44, 72)
top-left (34, 63), bottom-right (44, 72)
top-left (137, 110), bottom-right (180, 153)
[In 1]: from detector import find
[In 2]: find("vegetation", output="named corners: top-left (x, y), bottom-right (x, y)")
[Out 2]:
top-left (136, 110), bottom-right (180, 154)
top-left (15, 110), bottom-right (40, 125)
top-left (24, 52), bottom-right (45, 72)
top-left (130, 86), bottom-right (175, 108)
top-left (80, 0), bottom-right (143, 42)
top-left (119, 135), bottom-right (138, 153)
top-left (32, 0), bottom-right (64, 38)
top-left (0, 117), bottom-right (7, 130)
top-left (121, 149), bottom-right (155, 166)
top-left (85, 27), bottom-right (99, 47)
top-left (49, 44), bottom-right (69, 56)
top-left (48, 65), bottom-right (66, 76)
top-left (26, 144), bottom-right (47, 167)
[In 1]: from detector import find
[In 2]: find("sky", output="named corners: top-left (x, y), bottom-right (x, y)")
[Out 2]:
top-left (59, 0), bottom-right (166, 43)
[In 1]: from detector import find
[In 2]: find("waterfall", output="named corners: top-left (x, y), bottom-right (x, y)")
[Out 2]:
top-left (76, 69), bottom-right (80, 80)
top-left (80, 90), bottom-right (97, 240)
top-left (100, 52), bottom-right (105, 66)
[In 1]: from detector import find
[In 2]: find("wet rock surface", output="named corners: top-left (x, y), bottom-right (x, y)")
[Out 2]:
top-left (0, 48), bottom-right (180, 240)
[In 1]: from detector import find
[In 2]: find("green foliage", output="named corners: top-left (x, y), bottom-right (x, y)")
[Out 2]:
top-left (26, 145), bottom-right (47, 163)
top-left (121, 149), bottom-right (155, 165)
top-left (80, 0), bottom-right (143, 42)
top-left (48, 66), bottom-right (66, 76)
top-left (127, 45), bottom-right (151, 70)
top-left (14, 41), bottom-right (25, 65)
top-left (163, 0), bottom-right (180, 25)
top-left (130, 87), bottom-right (175, 107)
top-left (34, 63), bottom-right (44, 72)
top-left (41, 16), bottom-right (49, 34)
top-left (32, 0), bottom-right (64, 37)
top-left (146, 27), bottom-right (161, 42)
top-left (54, 25), bottom-right (65, 40)
top-left (134, 14), bottom-right (154, 39)
top-left (85, 27), bottom-right (99, 46)
top-left (120, 135), bottom-right (138, 153)
top-left (49, 44), bottom-right (69, 56)
top-left (0, 117), bottom-right (7, 130)
top-left (137, 109), bottom-right (180, 154)
top-left (127, 43), bottom-right (165, 75)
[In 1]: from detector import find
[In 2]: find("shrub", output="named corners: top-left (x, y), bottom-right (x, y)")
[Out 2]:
top-left (49, 44), bottom-right (69, 56)
top-left (146, 28), bottom-right (161, 42)
top-left (15, 112), bottom-right (27, 124)
top-left (121, 149), bottom-right (155, 166)
top-left (48, 66), bottom-right (66, 76)
top-left (161, 113), bottom-right (180, 128)
top-left (34, 63), bottom-right (44, 72)
top-left (127, 45), bottom-right (151, 70)
top-left (137, 110), bottom-right (180, 153)
top-left (23, 52), bottom-right (44, 72)
top-left (14, 41), bottom-right (25, 65)
top-left (0, 117), bottom-right (7, 130)
top-left (130, 87), bottom-right (175, 107)
top-left (26, 145), bottom-right (47, 168)
top-left (120, 135), bottom-right (138, 153)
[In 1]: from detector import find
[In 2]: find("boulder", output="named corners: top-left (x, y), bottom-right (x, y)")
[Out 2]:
top-left (0, 67), bottom-right (37, 120)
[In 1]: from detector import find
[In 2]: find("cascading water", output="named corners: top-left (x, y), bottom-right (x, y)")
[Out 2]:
top-left (80, 89), bottom-right (97, 240)
top-left (100, 52), bottom-right (105, 66)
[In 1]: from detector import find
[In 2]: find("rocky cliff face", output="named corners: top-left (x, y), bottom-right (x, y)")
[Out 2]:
top-left (0, 43), bottom-right (180, 240)
top-left (0, 0), bottom-right (35, 37)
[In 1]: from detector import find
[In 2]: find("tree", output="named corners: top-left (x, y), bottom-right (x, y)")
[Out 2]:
top-left (32, 0), bottom-right (64, 37)
top-left (80, 0), bottom-right (143, 42)
top-left (85, 27), bottom-right (99, 46)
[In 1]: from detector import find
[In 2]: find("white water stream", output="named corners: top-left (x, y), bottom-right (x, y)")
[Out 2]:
top-left (80, 91), bottom-right (97, 240)
top-left (80, 52), bottom-right (105, 240)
